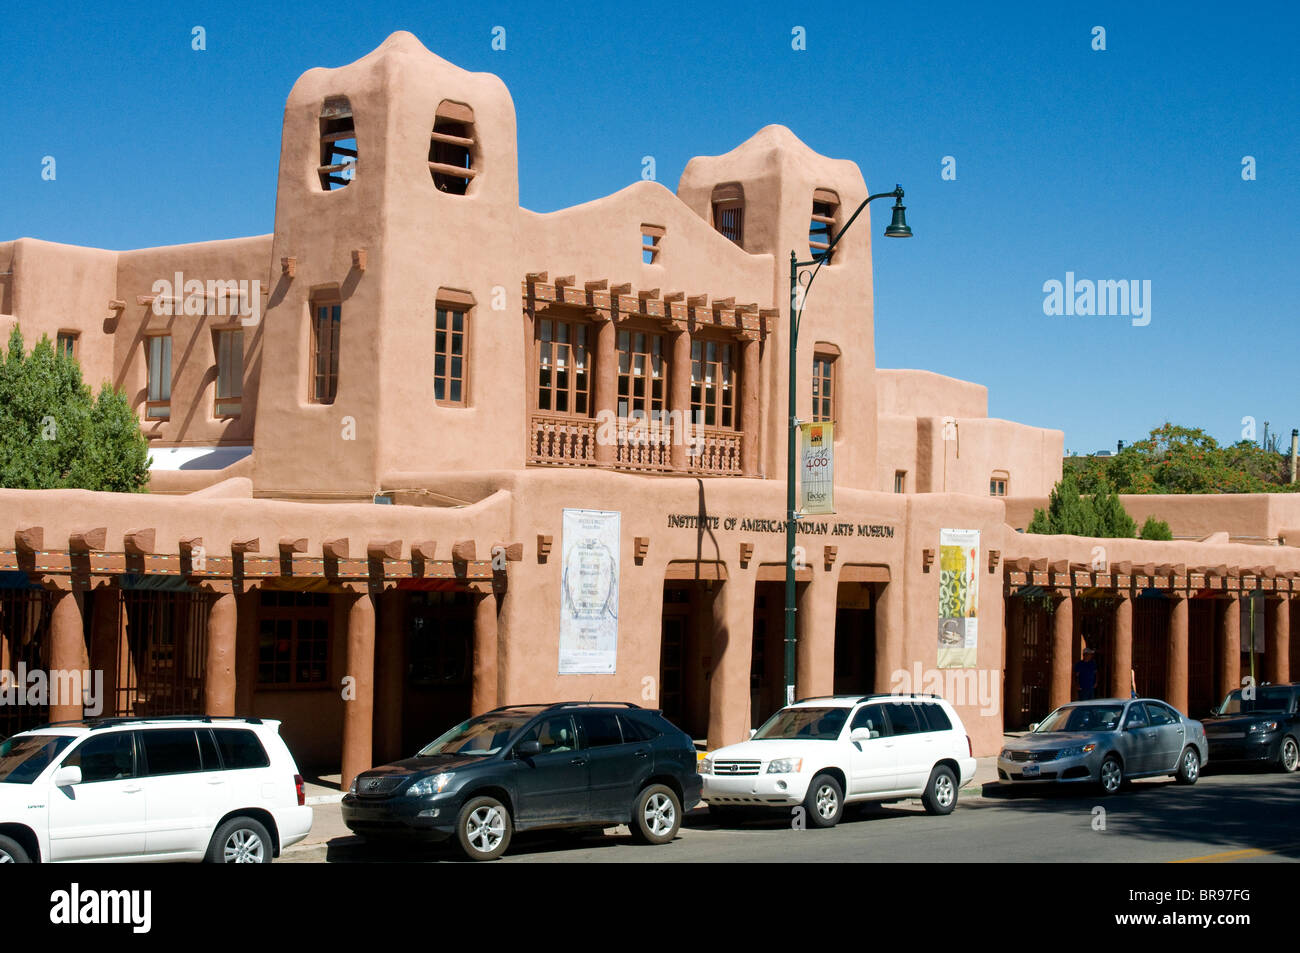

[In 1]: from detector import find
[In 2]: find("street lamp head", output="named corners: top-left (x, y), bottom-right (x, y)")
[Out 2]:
top-left (884, 189), bottom-right (912, 238)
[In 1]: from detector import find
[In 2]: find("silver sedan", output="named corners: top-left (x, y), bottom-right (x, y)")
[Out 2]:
top-left (998, 698), bottom-right (1209, 794)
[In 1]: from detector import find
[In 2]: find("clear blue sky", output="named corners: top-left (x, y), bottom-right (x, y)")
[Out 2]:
top-left (2, 0), bottom-right (1296, 454)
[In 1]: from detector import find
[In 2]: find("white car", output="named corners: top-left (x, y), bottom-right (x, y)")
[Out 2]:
top-left (702, 694), bottom-right (977, 827)
top-left (0, 716), bottom-right (313, 863)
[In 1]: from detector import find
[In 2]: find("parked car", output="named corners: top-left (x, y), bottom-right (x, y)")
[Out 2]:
top-left (0, 716), bottom-right (312, 863)
top-left (997, 698), bottom-right (1208, 794)
top-left (701, 693), bottom-right (977, 827)
top-left (342, 702), bottom-right (702, 861)
top-left (1203, 683), bottom-right (1300, 771)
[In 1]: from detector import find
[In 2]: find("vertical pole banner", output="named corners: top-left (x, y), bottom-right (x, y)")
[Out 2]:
top-left (799, 422), bottom-right (834, 515)
top-left (558, 509), bottom-right (621, 674)
top-left (937, 528), bottom-right (979, 669)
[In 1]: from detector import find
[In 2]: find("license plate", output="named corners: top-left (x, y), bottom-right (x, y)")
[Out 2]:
top-left (1021, 763), bottom-right (1041, 777)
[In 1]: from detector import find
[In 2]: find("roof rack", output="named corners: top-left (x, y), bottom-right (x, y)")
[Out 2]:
top-left (545, 701), bottom-right (641, 710)
top-left (28, 715), bottom-right (264, 732)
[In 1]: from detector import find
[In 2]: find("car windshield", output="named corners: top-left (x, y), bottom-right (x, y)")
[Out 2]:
top-left (1035, 705), bottom-right (1124, 733)
top-left (752, 707), bottom-right (848, 741)
top-left (1218, 687), bottom-right (1293, 714)
top-left (417, 714), bottom-right (534, 757)
top-left (0, 734), bottom-right (76, 784)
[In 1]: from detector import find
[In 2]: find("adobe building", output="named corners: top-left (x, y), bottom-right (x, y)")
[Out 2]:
top-left (2, 33), bottom-right (1299, 785)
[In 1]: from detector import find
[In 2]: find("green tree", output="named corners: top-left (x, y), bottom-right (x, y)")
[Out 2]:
top-left (0, 327), bottom-right (150, 492)
top-left (1139, 516), bottom-right (1173, 540)
top-left (1028, 474), bottom-right (1144, 539)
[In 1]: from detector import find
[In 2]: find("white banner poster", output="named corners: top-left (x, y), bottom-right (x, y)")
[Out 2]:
top-left (558, 508), bottom-right (621, 674)
top-left (799, 421), bottom-right (834, 515)
top-left (937, 528), bottom-right (980, 669)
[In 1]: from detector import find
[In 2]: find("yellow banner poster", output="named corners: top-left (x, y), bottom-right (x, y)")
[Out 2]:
top-left (799, 422), bottom-right (834, 515)
top-left (937, 528), bottom-right (979, 669)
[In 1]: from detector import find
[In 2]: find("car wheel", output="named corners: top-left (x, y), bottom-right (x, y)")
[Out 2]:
top-left (1278, 736), bottom-right (1299, 773)
top-left (802, 774), bottom-right (844, 828)
top-left (1098, 755), bottom-right (1123, 795)
top-left (632, 784), bottom-right (681, 845)
top-left (455, 796), bottom-right (512, 861)
top-left (921, 765), bottom-right (959, 815)
top-left (206, 816), bottom-right (273, 863)
top-left (1175, 746), bottom-right (1200, 785)
top-left (0, 835), bottom-right (30, 863)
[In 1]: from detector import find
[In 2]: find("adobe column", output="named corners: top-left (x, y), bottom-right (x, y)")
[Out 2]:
top-left (1166, 594), bottom-right (1189, 714)
top-left (707, 575), bottom-right (755, 750)
top-left (1049, 593), bottom-right (1073, 710)
top-left (472, 590), bottom-right (500, 716)
top-left (669, 328), bottom-right (692, 470)
top-left (341, 592), bottom-right (376, 792)
top-left (593, 316), bottom-right (617, 466)
top-left (1003, 597), bottom-right (1023, 729)
top-left (1111, 591), bottom-right (1133, 699)
top-left (89, 586), bottom-right (121, 718)
top-left (374, 589), bottom-right (405, 764)
top-left (740, 334), bottom-right (761, 476)
top-left (796, 573), bottom-right (836, 700)
top-left (48, 589), bottom-right (85, 723)
top-left (1219, 594), bottom-right (1241, 700)
top-left (203, 591), bottom-right (237, 716)
top-left (1268, 595), bottom-right (1291, 684)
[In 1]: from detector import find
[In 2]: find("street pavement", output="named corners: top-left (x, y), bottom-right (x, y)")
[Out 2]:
top-left (283, 759), bottom-right (1300, 864)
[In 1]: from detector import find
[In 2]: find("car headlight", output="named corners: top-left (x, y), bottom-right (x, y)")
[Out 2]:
top-left (406, 772), bottom-right (455, 796)
top-left (1057, 744), bottom-right (1097, 758)
top-left (1249, 721), bottom-right (1279, 734)
top-left (766, 758), bottom-right (803, 774)
top-left (999, 748), bottom-right (1013, 760)
top-left (700, 758), bottom-right (713, 775)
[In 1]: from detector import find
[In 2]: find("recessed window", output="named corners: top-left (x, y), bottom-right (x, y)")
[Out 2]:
top-left (617, 329), bottom-right (666, 421)
top-left (318, 97), bottom-right (356, 191)
top-left (641, 225), bottom-right (664, 264)
top-left (429, 100), bottom-right (476, 195)
top-left (310, 298), bottom-right (341, 404)
top-left (691, 337), bottom-right (737, 430)
top-left (894, 470), bottom-right (907, 494)
top-left (214, 329), bottom-right (243, 417)
top-left (257, 590), bottom-right (331, 686)
top-left (812, 352), bottom-right (836, 422)
top-left (810, 189), bottom-right (839, 262)
top-left (711, 183), bottom-right (744, 247)
top-left (145, 335), bottom-right (172, 420)
top-left (536, 315), bottom-right (592, 415)
top-left (435, 305), bottom-right (468, 406)
top-left (990, 471), bottom-right (1009, 497)
top-left (56, 331), bottom-right (78, 361)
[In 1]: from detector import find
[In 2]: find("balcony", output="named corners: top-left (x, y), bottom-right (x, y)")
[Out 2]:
top-left (529, 414), bottom-right (745, 476)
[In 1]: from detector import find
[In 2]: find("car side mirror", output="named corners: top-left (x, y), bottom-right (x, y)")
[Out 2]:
top-left (1126, 720), bottom-right (1146, 731)
top-left (849, 727), bottom-right (872, 743)
top-left (53, 765), bottom-right (82, 787)
top-left (749, 728), bottom-right (757, 738)
top-left (1027, 723), bottom-right (1039, 732)
top-left (516, 740), bottom-right (541, 757)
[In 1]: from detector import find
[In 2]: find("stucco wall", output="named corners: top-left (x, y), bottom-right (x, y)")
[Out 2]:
top-left (1006, 492), bottom-right (1300, 542)
top-left (876, 368), bottom-right (988, 419)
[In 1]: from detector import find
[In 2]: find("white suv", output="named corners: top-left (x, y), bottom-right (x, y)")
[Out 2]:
top-left (702, 694), bottom-right (977, 827)
top-left (0, 717), bottom-right (313, 863)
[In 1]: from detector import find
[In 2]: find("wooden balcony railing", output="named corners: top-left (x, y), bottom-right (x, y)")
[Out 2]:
top-left (529, 414), bottom-right (597, 466)
top-left (529, 415), bottom-right (744, 476)
top-left (686, 428), bottom-right (744, 476)
top-left (615, 426), bottom-right (674, 473)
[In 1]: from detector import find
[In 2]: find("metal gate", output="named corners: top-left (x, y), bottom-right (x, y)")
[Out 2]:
top-left (1018, 601), bottom-right (1052, 726)
top-left (114, 590), bottom-right (210, 717)
top-left (1188, 599), bottom-right (1215, 718)
top-left (1133, 596), bottom-right (1170, 700)
top-left (0, 588), bottom-right (52, 736)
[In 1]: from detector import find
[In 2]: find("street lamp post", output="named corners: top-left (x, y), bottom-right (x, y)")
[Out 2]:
top-left (783, 185), bottom-right (911, 708)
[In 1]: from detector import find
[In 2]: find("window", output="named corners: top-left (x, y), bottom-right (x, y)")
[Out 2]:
top-left (518, 716), bottom-right (578, 754)
top-left (1146, 703), bottom-right (1177, 726)
top-left (310, 299), bottom-right (341, 404)
top-left (618, 713), bottom-right (659, 742)
top-left (579, 711), bottom-right (624, 748)
top-left (139, 729), bottom-right (202, 776)
top-left (809, 189), bottom-right (839, 262)
top-left (145, 335), bottom-right (172, 420)
top-left (894, 470), bottom-right (907, 494)
top-left (429, 100), bottom-right (476, 194)
top-left (885, 702), bottom-right (923, 736)
top-left (812, 352), bottom-right (836, 422)
top-left (641, 224), bottom-right (664, 264)
top-left (65, 732), bottom-right (136, 783)
top-left (918, 703), bottom-right (953, 732)
top-left (435, 307), bottom-right (467, 405)
top-left (990, 470), bottom-right (1009, 497)
top-left (213, 729), bottom-right (271, 769)
top-left (257, 591), bottom-right (331, 687)
top-left (711, 183), bottom-right (744, 247)
top-left (56, 331), bottom-right (78, 361)
top-left (215, 329), bottom-right (243, 417)
top-left (850, 703), bottom-right (889, 737)
top-left (536, 315), bottom-right (592, 415)
top-left (318, 96), bottom-right (356, 190)
top-left (1124, 702), bottom-right (1150, 728)
top-left (690, 337), bottom-right (737, 429)
top-left (196, 728), bottom-right (220, 770)
top-left (617, 328), bottom-right (666, 421)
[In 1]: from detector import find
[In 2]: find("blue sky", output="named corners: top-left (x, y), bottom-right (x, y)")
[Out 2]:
top-left (2, 0), bottom-right (1296, 454)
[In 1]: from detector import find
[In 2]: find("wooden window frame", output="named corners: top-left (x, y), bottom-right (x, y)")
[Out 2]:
top-left (429, 100), bottom-right (477, 195)
top-left (990, 471), bottom-right (1010, 497)
top-left (56, 330), bottom-right (79, 361)
top-left (434, 292), bottom-right (472, 407)
top-left (711, 183), bottom-right (745, 247)
top-left (318, 96), bottom-right (356, 191)
top-left (616, 323), bottom-right (668, 423)
top-left (213, 327), bottom-right (244, 418)
top-left (690, 333), bottom-right (738, 431)
top-left (256, 591), bottom-right (332, 689)
top-left (810, 188), bottom-right (839, 262)
top-left (534, 310), bottom-right (594, 418)
top-left (309, 296), bottom-right (341, 405)
top-left (894, 470), bottom-right (907, 494)
top-left (812, 350), bottom-right (837, 423)
top-left (144, 333), bottom-right (172, 420)
top-left (641, 224), bottom-right (664, 265)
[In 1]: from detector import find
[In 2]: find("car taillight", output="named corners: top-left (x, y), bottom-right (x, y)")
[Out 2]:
top-left (966, 735), bottom-right (973, 757)
top-left (294, 774), bottom-right (305, 806)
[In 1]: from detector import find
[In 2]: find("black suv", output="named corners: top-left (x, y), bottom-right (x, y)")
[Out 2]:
top-left (1203, 683), bottom-right (1300, 771)
top-left (342, 702), bottom-right (702, 860)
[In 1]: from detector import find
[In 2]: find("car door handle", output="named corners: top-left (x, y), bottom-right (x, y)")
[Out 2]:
top-left (633, 750), bottom-right (650, 759)
top-left (206, 778), bottom-right (226, 785)
top-left (570, 758), bottom-right (587, 766)
top-left (123, 785), bottom-right (142, 794)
